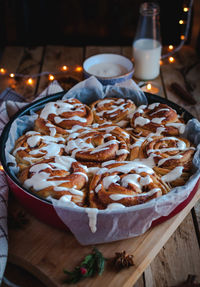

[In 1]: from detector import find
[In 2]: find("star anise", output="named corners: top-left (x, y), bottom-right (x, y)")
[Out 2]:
top-left (112, 250), bottom-right (134, 270)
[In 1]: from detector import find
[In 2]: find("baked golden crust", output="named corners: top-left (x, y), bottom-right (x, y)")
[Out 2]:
top-left (130, 135), bottom-right (195, 187)
top-left (65, 123), bottom-right (130, 167)
top-left (91, 97), bottom-right (136, 127)
top-left (12, 98), bottom-right (196, 209)
top-left (130, 103), bottom-right (185, 137)
top-left (13, 131), bottom-right (65, 170)
top-left (35, 98), bottom-right (93, 136)
top-left (18, 156), bottom-right (88, 206)
top-left (89, 161), bottom-right (170, 209)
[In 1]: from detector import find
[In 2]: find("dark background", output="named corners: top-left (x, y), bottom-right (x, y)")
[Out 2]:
top-left (0, 0), bottom-right (193, 48)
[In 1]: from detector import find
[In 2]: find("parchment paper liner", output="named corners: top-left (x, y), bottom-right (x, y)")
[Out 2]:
top-left (5, 77), bottom-right (200, 245)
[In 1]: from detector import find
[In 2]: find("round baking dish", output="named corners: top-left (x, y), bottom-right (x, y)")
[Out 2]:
top-left (0, 91), bottom-right (198, 233)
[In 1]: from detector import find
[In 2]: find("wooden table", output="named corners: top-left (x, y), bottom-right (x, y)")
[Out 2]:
top-left (1, 45), bottom-right (200, 287)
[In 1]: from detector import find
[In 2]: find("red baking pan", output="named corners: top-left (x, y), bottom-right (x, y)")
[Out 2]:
top-left (0, 91), bottom-right (198, 232)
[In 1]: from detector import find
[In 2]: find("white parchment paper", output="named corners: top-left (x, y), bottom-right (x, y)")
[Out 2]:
top-left (5, 77), bottom-right (200, 245)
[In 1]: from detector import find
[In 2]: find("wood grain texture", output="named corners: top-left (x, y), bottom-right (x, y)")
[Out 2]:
top-left (7, 187), bottom-right (200, 287)
top-left (15, 47), bottom-right (44, 100)
top-left (145, 213), bottom-right (200, 287)
top-left (145, 45), bottom-right (200, 287)
top-left (161, 45), bottom-right (200, 238)
top-left (2, 263), bottom-right (45, 287)
top-left (0, 47), bottom-right (43, 100)
top-left (85, 46), bottom-right (121, 58)
top-left (37, 46), bottom-right (84, 94)
top-left (161, 46), bottom-right (200, 120)
top-left (0, 46), bottom-right (24, 93)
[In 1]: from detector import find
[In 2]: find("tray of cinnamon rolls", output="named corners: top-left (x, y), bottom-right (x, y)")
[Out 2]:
top-left (1, 85), bottom-right (200, 245)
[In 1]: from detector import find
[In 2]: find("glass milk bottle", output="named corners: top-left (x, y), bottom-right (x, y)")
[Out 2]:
top-left (133, 2), bottom-right (162, 80)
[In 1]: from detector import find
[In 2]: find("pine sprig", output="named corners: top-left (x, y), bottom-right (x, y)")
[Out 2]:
top-left (63, 247), bottom-right (105, 284)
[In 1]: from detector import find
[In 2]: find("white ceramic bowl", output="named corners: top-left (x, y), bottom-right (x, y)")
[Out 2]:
top-left (83, 53), bottom-right (134, 85)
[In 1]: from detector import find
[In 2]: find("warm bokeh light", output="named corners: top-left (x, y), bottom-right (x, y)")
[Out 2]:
top-left (9, 73), bottom-right (15, 78)
top-left (168, 56), bottom-right (175, 63)
top-left (27, 78), bottom-right (33, 85)
top-left (0, 165), bottom-right (4, 171)
top-left (147, 83), bottom-right (152, 91)
top-left (168, 45), bottom-right (174, 50)
top-left (183, 7), bottom-right (189, 12)
top-left (179, 20), bottom-right (184, 24)
top-left (75, 66), bottom-right (83, 72)
top-left (0, 68), bottom-right (6, 74)
top-left (61, 65), bottom-right (68, 71)
top-left (180, 35), bottom-right (185, 40)
top-left (49, 74), bottom-right (55, 81)
top-left (160, 60), bottom-right (163, 66)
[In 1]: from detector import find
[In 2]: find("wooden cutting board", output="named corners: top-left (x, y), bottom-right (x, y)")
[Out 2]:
top-left (8, 185), bottom-right (200, 287)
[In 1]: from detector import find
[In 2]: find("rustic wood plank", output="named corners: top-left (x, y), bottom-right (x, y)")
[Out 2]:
top-left (0, 47), bottom-right (44, 101)
top-left (15, 47), bottom-right (44, 101)
top-left (144, 45), bottom-right (200, 287)
top-left (190, 0), bottom-right (200, 49)
top-left (0, 46), bottom-right (24, 93)
top-left (8, 186), bottom-right (200, 287)
top-left (37, 46), bottom-right (84, 95)
top-left (160, 46), bottom-right (200, 120)
top-left (2, 263), bottom-right (45, 287)
top-left (161, 45), bottom-right (200, 234)
top-left (85, 46), bottom-right (121, 58)
top-left (133, 275), bottom-right (145, 287)
top-left (144, 213), bottom-right (200, 286)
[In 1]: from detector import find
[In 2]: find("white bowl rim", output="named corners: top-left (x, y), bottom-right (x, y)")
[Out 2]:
top-left (83, 53), bottom-right (134, 80)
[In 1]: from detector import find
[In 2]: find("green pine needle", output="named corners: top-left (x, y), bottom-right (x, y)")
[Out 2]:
top-left (63, 247), bottom-right (106, 284)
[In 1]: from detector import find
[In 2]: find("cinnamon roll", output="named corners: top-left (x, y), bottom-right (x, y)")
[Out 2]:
top-left (91, 98), bottom-right (136, 128)
top-left (13, 131), bottom-right (65, 170)
top-left (89, 161), bottom-right (170, 209)
top-left (18, 156), bottom-right (88, 206)
top-left (130, 103), bottom-right (185, 137)
top-left (65, 123), bottom-right (130, 167)
top-left (35, 98), bottom-right (93, 136)
top-left (130, 135), bottom-right (195, 186)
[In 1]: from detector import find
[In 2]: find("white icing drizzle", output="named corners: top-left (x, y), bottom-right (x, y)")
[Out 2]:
top-left (150, 108), bottom-right (169, 115)
top-left (54, 186), bottom-right (84, 196)
top-left (161, 166), bottom-right (184, 182)
top-left (116, 149), bottom-right (129, 155)
top-left (158, 155), bottom-right (183, 166)
top-left (24, 156), bottom-right (85, 193)
top-left (140, 175), bottom-right (153, 185)
top-left (40, 100), bottom-right (84, 121)
top-left (134, 116), bottom-right (150, 126)
top-left (165, 122), bottom-right (185, 134)
top-left (66, 116), bottom-right (87, 123)
top-left (109, 188), bottom-right (160, 200)
top-left (74, 172), bottom-right (88, 181)
top-left (130, 137), bottom-right (146, 148)
top-left (151, 117), bottom-right (166, 124)
top-left (121, 174), bottom-right (140, 188)
top-left (95, 184), bottom-right (102, 193)
top-left (148, 103), bottom-right (160, 109)
top-left (109, 161), bottom-right (154, 175)
top-left (103, 175), bottom-right (120, 189)
top-left (106, 203), bottom-right (126, 209)
top-left (85, 208), bottom-right (98, 233)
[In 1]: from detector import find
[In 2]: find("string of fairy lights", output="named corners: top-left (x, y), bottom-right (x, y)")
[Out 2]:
top-left (0, 0), bottom-right (193, 86)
